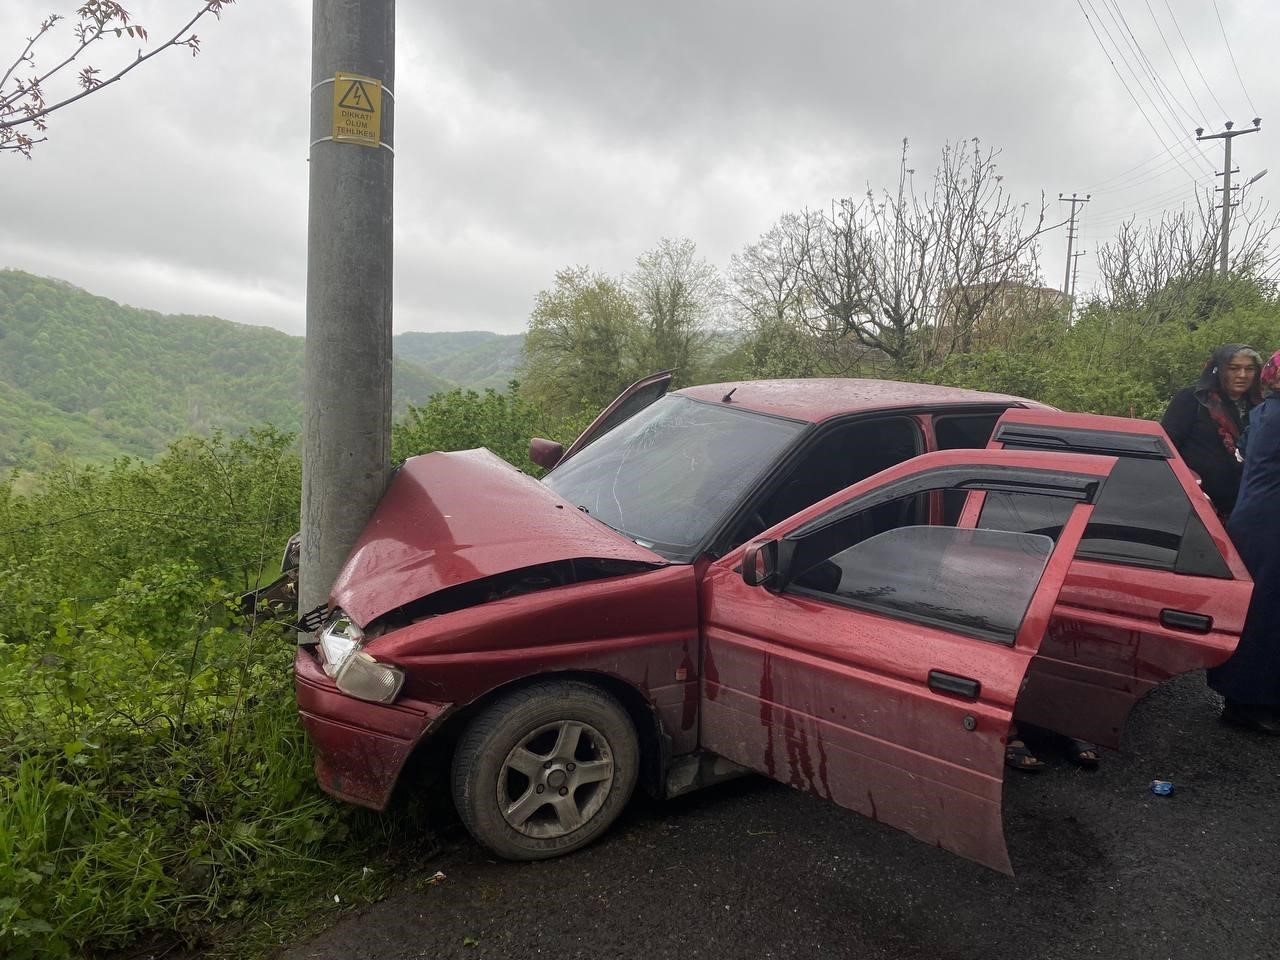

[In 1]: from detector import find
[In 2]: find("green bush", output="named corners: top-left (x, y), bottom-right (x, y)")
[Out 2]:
top-left (0, 385), bottom-right (592, 958)
top-left (392, 381), bottom-right (593, 474)
top-left (0, 429), bottom-right (332, 957)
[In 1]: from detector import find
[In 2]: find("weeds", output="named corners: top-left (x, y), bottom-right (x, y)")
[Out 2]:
top-left (0, 430), bottom-right (347, 958)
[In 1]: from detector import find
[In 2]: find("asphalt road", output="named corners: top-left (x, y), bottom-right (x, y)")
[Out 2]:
top-left (278, 673), bottom-right (1280, 960)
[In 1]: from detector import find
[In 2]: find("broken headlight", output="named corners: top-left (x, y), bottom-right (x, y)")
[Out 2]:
top-left (318, 612), bottom-right (404, 704)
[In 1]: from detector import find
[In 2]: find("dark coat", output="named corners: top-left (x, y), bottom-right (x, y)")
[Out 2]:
top-left (1208, 395), bottom-right (1280, 706)
top-left (1160, 344), bottom-right (1262, 517)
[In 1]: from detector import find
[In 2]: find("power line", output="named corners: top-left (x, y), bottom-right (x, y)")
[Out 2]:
top-left (1084, 148), bottom-right (1183, 192)
top-left (1142, 0), bottom-right (1209, 123)
top-left (1099, 0), bottom-right (1204, 135)
top-left (1211, 0), bottom-right (1259, 117)
top-left (1076, 0), bottom-right (1210, 183)
top-left (1163, 0), bottom-right (1229, 117)
top-left (1088, 153), bottom-right (1191, 195)
top-left (1088, 0), bottom-right (1190, 139)
top-left (1087, 180), bottom-right (1208, 225)
top-left (1089, 196), bottom-right (1201, 228)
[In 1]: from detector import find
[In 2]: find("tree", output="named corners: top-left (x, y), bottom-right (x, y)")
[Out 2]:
top-left (1094, 192), bottom-right (1280, 321)
top-left (521, 266), bottom-right (644, 415)
top-left (797, 139), bottom-right (1051, 371)
top-left (726, 213), bottom-right (845, 378)
top-left (728, 213), bottom-right (810, 329)
top-left (629, 237), bottom-right (722, 384)
top-left (1, 1), bottom-right (234, 158)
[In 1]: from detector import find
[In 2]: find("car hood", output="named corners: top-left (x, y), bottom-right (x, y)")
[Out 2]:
top-left (329, 448), bottom-right (667, 626)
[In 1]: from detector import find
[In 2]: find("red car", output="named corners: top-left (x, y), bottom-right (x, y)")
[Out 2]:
top-left (294, 374), bottom-right (1252, 874)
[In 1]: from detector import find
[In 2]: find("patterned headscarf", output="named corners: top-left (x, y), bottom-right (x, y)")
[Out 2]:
top-left (1193, 343), bottom-right (1262, 458)
top-left (1263, 349), bottom-right (1280, 396)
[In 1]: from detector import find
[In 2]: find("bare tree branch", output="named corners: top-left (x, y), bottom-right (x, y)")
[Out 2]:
top-left (1, 2), bottom-right (234, 157)
top-left (1094, 188), bottom-right (1280, 320)
top-left (795, 139), bottom-right (1054, 370)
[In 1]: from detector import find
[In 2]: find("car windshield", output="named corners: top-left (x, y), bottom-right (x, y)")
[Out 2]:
top-left (543, 395), bottom-right (806, 560)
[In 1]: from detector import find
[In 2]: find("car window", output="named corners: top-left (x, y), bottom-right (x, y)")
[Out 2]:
top-left (726, 416), bottom-right (922, 547)
top-left (935, 414), bottom-right (1001, 450)
top-left (977, 457), bottom-right (1221, 574)
top-left (789, 526), bottom-right (1054, 646)
top-left (543, 395), bottom-right (805, 561)
top-left (936, 414), bottom-right (1002, 523)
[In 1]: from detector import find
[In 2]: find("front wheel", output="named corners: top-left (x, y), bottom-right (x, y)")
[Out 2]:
top-left (450, 680), bottom-right (640, 860)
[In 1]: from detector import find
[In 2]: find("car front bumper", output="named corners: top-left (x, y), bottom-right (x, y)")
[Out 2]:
top-left (295, 646), bottom-right (449, 810)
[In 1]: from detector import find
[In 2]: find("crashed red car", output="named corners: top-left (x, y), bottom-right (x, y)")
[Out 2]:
top-left (295, 374), bottom-right (1252, 874)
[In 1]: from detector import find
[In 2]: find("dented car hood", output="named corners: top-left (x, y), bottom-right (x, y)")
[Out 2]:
top-left (329, 448), bottom-right (666, 626)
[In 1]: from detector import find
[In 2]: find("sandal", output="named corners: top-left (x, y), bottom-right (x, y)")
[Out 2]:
top-left (1005, 738), bottom-right (1046, 772)
top-left (1066, 738), bottom-right (1100, 768)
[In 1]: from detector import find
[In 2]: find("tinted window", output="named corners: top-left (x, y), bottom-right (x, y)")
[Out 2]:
top-left (979, 458), bottom-right (1193, 571)
top-left (935, 414), bottom-right (1001, 450)
top-left (544, 395), bottom-right (805, 560)
top-left (978, 492), bottom-right (1072, 541)
top-left (729, 417), bottom-right (922, 545)
top-left (1079, 457), bottom-right (1188, 569)
top-left (790, 526), bottom-right (1054, 645)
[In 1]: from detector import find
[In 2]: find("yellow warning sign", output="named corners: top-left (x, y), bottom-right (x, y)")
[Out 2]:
top-left (332, 72), bottom-right (382, 147)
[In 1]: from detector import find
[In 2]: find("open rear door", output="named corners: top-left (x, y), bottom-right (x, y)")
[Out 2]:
top-left (981, 408), bottom-right (1253, 748)
top-left (700, 449), bottom-right (1119, 874)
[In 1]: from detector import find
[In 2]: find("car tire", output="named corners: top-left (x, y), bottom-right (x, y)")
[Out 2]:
top-left (451, 680), bottom-right (640, 861)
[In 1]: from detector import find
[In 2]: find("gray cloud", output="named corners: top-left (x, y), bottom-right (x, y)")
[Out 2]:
top-left (2, 0), bottom-right (1275, 334)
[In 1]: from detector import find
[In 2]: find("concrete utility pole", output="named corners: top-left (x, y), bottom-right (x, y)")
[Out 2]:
top-left (1058, 193), bottom-right (1090, 297)
top-left (301, 0), bottom-right (396, 621)
top-left (1070, 248), bottom-right (1087, 301)
top-left (1196, 118), bottom-right (1261, 275)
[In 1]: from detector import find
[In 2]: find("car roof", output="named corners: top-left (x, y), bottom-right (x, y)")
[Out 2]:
top-left (676, 378), bottom-right (1040, 423)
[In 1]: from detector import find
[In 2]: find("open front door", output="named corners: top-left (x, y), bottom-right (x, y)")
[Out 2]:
top-left (556, 370), bottom-right (673, 466)
top-left (699, 449), bottom-right (1119, 874)
top-left (982, 408), bottom-right (1254, 748)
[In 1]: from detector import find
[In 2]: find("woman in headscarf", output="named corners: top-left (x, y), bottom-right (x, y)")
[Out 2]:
top-left (1209, 350), bottom-right (1280, 733)
top-left (1161, 343), bottom-right (1263, 518)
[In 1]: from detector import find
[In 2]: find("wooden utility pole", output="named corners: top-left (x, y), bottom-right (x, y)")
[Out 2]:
top-left (1058, 193), bottom-right (1090, 297)
top-left (301, 1), bottom-right (396, 621)
top-left (1197, 118), bottom-right (1261, 275)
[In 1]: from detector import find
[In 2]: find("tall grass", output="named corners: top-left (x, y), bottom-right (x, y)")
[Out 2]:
top-left (0, 430), bottom-right (356, 957)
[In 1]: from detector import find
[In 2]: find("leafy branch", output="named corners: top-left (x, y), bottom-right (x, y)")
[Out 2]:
top-left (1, 1), bottom-right (234, 158)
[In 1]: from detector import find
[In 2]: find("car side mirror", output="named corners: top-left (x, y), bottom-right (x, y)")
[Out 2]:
top-left (529, 437), bottom-right (565, 470)
top-left (741, 539), bottom-right (780, 588)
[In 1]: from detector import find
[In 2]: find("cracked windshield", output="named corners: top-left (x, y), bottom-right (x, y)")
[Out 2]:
top-left (543, 395), bottom-right (805, 558)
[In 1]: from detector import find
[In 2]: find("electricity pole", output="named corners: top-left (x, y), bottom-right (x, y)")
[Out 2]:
top-left (1059, 193), bottom-right (1090, 296)
top-left (1196, 118), bottom-right (1261, 275)
top-left (1070, 249), bottom-right (1087, 301)
top-left (301, 1), bottom-right (396, 621)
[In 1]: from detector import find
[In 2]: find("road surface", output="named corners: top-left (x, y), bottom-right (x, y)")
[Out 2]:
top-left (278, 674), bottom-right (1280, 960)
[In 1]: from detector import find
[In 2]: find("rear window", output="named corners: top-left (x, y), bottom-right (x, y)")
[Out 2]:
top-left (977, 457), bottom-right (1228, 576)
top-left (934, 414), bottom-right (1001, 450)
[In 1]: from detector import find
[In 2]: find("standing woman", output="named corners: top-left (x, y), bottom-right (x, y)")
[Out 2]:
top-left (1209, 350), bottom-right (1280, 733)
top-left (1161, 344), bottom-right (1263, 518)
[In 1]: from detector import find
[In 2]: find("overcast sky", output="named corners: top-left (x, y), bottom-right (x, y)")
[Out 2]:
top-left (1, 0), bottom-right (1276, 336)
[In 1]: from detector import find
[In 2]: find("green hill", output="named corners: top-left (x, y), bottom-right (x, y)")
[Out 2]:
top-left (394, 330), bottom-right (525, 390)
top-left (0, 270), bottom-right (523, 470)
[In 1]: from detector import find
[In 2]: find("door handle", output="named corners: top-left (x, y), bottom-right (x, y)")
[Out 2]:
top-left (1160, 609), bottom-right (1213, 634)
top-left (928, 670), bottom-right (981, 700)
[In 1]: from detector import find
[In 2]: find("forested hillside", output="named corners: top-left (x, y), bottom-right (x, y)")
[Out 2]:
top-left (394, 330), bottom-right (525, 390)
top-left (0, 271), bottom-right (522, 469)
